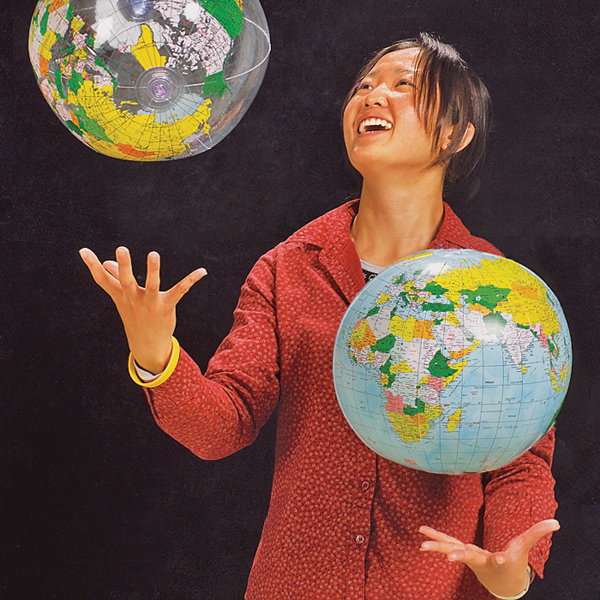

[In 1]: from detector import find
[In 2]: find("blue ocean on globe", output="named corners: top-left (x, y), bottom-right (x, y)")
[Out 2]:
top-left (333, 249), bottom-right (571, 474)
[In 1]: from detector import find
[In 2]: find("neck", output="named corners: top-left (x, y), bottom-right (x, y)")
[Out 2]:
top-left (351, 171), bottom-right (445, 267)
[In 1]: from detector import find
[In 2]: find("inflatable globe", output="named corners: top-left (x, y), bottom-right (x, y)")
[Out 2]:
top-left (333, 249), bottom-right (571, 474)
top-left (29, 0), bottom-right (270, 161)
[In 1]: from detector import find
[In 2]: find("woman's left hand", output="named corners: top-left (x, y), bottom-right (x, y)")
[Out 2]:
top-left (419, 519), bottom-right (560, 598)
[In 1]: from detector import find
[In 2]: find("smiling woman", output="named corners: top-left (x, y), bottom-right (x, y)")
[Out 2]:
top-left (343, 33), bottom-right (490, 190)
top-left (80, 32), bottom-right (558, 600)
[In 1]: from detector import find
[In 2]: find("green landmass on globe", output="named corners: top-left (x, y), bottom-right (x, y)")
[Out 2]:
top-left (334, 249), bottom-right (571, 474)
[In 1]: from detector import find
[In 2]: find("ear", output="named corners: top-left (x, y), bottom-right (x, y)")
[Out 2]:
top-left (441, 122), bottom-right (475, 154)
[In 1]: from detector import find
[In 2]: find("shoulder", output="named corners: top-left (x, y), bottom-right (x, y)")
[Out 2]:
top-left (284, 198), bottom-right (358, 249)
top-left (248, 198), bottom-right (356, 271)
top-left (260, 198), bottom-right (358, 263)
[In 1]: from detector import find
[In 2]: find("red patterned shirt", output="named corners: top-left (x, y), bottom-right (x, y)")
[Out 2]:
top-left (146, 200), bottom-right (557, 600)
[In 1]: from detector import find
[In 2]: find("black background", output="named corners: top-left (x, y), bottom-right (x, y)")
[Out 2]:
top-left (3, 1), bottom-right (600, 599)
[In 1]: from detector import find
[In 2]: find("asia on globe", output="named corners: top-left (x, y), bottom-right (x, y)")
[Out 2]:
top-left (29, 0), bottom-right (270, 161)
top-left (333, 249), bottom-right (572, 474)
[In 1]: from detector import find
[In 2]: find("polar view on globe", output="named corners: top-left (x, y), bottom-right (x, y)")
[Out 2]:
top-left (333, 249), bottom-right (572, 474)
top-left (29, 0), bottom-right (271, 161)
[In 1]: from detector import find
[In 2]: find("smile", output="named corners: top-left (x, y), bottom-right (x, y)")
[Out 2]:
top-left (358, 117), bottom-right (393, 134)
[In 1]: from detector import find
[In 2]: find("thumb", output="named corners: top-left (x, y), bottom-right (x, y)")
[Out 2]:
top-left (507, 519), bottom-right (560, 554)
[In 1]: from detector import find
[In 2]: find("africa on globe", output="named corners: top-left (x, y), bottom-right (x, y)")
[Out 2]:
top-left (333, 249), bottom-right (571, 474)
top-left (29, 0), bottom-right (270, 161)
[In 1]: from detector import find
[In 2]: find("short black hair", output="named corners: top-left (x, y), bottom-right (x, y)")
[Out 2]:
top-left (343, 33), bottom-right (491, 189)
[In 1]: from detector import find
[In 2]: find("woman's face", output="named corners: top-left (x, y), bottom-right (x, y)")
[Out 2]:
top-left (343, 48), bottom-right (442, 179)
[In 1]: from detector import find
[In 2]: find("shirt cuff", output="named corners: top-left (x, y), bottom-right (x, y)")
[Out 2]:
top-left (134, 363), bottom-right (162, 382)
top-left (127, 337), bottom-right (180, 388)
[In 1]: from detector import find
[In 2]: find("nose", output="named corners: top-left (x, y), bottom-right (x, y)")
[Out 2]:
top-left (364, 83), bottom-right (390, 107)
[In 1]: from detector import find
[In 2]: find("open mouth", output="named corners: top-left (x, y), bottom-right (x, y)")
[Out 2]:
top-left (358, 117), bottom-right (393, 134)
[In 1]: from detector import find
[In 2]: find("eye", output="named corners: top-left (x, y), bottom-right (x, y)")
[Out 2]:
top-left (358, 81), bottom-right (372, 90)
top-left (396, 79), bottom-right (414, 87)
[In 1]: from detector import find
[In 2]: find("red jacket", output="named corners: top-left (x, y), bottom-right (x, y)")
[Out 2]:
top-left (146, 200), bottom-right (557, 600)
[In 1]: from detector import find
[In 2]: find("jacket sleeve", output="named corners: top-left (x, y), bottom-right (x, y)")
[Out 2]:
top-left (144, 250), bottom-right (281, 460)
top-left (482, 426), bottom-right (558, 579)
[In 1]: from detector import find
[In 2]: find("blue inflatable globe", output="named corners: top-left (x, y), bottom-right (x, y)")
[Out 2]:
top-left (29, 0), bottom-right (270, 161)
top-left (333, 249), bottom-right (571, 474)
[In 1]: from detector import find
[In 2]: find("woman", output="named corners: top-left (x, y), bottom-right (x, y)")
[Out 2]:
top-left (80, 34), bottom-right (559, 600)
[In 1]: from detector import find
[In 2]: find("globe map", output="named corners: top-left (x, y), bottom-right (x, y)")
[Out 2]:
top-left (333, 249), bottom-right (571, 474)
top-left (29, 0), bottom-right (270, 161)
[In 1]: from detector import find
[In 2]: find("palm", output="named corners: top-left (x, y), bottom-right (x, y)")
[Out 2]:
top-left (419, 519), bottom-right (559, 598)
top-left (80, 246), bottom-right (206, 373)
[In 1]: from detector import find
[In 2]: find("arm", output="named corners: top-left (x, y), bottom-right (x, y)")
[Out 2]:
top-left (147, 252), bottom-right (281, 459)
top-left (80, 246), bottom-right (281, 459)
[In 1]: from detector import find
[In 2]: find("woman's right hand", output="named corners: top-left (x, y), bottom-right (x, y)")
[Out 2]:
top-left (79, 246), bottom-right (207, 374)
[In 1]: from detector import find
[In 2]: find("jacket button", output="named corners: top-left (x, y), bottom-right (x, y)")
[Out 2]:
top-left (356, 534), bottom-right (366, 544)
top-left (361, 481), bottom-right (370, 491)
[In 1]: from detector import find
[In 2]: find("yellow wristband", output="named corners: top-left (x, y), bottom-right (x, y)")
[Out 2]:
top-left (128, 337), bottom-right (181, 388)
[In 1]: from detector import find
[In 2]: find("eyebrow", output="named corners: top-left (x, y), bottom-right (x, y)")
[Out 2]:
top-left (363, 67), bottom-right (417, 79)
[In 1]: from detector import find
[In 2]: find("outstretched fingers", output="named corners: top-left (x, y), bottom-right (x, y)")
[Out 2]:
top-left (507, 519), bottom-right (560, 555)
top-left (419, 526), bottom-right (491, 568)
top-left (419, 526), bottom-right (464, 546)
top-left (145, 251), bottom-right (161, 294)
top-left (81, 247), bottom-right (207, 310)
top-left (167, 267), bottom-right (208, 304)
top-left (80, 248), bottom-right (123, 297)
top-left (115, 246), bottom-right (140, 296)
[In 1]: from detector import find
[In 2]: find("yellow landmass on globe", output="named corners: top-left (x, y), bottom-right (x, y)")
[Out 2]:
top-left (377, 292), bottom-right (392, 305)
top-left (390, 360), bottom-right (413, 374)
top-left (388, 404), bottom-right (443, 442)
top-left (468, 303), bottom-right (491, 315)
top-left (550, 363), bottom-right (571, 392)
top-left (389, 316), bottom-right (435, 341)
top-left (445, 358), bottom-right (468, 387)
top-left (71, 15), bottom-right (85, 33)
top-left (132, 24), bottom-right (167, 70)
top-left (449, 339), bottom-right (480, 360)
top-left (349, 320), bottom-right (377, 352)
top-left (444, 312), bottom-right (461, 327)
top-left (72, 80), bottom-right (211, 161)
top-left (512, 282), bottom-right (539, 299)
top-left (37, 30), bottom-right (57, 76)
top-left (434, 257), bottom-right (560, 336)
top-left (447, 407), bottom-right (462, 433)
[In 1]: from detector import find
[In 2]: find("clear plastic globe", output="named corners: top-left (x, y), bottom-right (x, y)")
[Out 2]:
top-left (29, 0), bottom-right (270, 161)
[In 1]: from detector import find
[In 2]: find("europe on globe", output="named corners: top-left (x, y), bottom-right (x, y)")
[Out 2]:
top-left (29, 0), bottom-right (270, 161)
top-left (333, 249), bottom-right (571, 474)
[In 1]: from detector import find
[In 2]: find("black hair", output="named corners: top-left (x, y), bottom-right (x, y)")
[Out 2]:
top-left (343, 33), bottom-right (491, 189)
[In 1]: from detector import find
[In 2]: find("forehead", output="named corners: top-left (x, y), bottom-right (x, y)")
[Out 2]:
top-left (366, 47), bottom-right (421, 77)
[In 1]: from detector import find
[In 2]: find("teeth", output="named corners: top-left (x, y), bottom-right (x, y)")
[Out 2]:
top-left (358, 117), bottom-right (393, 134)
